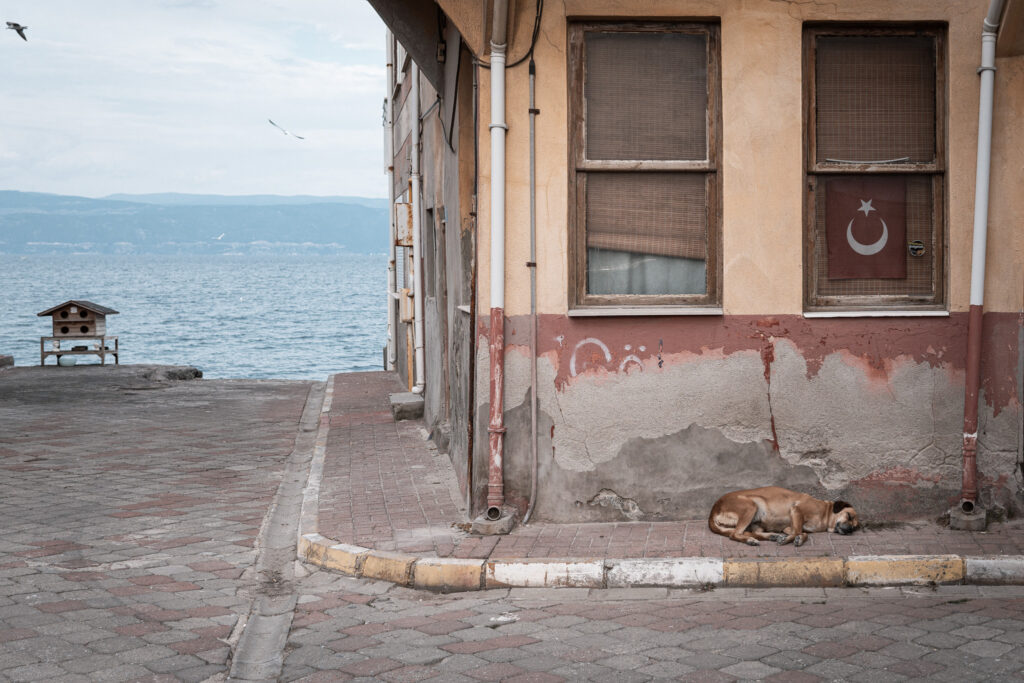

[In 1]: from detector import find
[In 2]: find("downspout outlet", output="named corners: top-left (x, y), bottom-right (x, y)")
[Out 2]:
top-left (949, 501), bottom-right (987, 531)
top-left (472, 505), bottom-right (517, 535)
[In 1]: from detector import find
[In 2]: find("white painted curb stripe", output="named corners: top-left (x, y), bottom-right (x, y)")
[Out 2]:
top-left (606, 558), bottom-right (723, 588)
top-left (965, 556), bottom-right (1024, 584)
top-left (487, 560), bottom-right (604, 588)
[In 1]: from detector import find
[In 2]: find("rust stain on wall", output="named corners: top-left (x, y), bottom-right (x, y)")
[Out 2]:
top-left (854, 466), bottom-right (943, 486)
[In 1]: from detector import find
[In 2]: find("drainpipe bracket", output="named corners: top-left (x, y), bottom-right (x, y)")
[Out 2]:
top-left (977, 65), bottom-right (997, 74)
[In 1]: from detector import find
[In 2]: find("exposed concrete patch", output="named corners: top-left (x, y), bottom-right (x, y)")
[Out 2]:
top-left (535, 423), bottom-right (816, 522)
top-left (770, 340), bottom-right (965, 489)
top-left (588, 488), bottom-right (644, 521)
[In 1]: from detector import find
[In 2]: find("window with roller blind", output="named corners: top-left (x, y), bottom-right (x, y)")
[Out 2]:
top-left (568, 22), bottom-right (722, 310)
top-left (804, 26), bottom-right (946, 311)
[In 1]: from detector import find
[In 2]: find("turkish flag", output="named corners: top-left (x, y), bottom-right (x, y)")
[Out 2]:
top-left (826, 176), bottom-right (907, 279)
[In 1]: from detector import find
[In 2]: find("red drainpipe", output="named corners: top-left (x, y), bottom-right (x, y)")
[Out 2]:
top-left (960, 305), bottom-right (984, 509)
top-left (487, 306), bottom-right (506, 520)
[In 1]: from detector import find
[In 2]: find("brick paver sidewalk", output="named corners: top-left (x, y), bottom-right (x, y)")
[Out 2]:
top-left (0, 365), bottom-right (312, 681)
top-left (317, 372), bottom-right (1024, 562)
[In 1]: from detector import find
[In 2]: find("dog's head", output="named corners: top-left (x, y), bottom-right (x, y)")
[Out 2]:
top-left (831, 500), bottom-right (859, 535)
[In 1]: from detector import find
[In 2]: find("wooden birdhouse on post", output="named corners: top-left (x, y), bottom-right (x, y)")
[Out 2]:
top-left (38, 300), bottom-right (120, 366)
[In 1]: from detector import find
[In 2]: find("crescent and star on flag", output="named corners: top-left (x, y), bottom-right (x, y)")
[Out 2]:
top-left (825, 176), bottom-right (907, 280)
top-left (846, 198), bottom-right (888, 256)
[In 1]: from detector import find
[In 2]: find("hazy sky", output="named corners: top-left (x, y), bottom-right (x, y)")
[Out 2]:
top-left (0, 0), bottom-right (387, 198)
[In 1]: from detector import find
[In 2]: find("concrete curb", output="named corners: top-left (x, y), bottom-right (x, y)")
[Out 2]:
top-left (298, 536), bottom-right (1024, 592)
top-left (295, 376), bottom-right (1024, 592)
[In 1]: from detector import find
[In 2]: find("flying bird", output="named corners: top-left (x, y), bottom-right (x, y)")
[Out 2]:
top-left (213, 233), bottom-right (225, 240)
top-left (6, 22), bottom-right (27, 41)
top-left (268, 118), bottom-right (305, 140)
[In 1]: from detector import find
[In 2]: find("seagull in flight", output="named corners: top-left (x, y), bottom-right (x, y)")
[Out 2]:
top-left (268, 118), bottom-right (305, 140)
top-left (213, 233), bottom-right (225, 240)
top-left (6, 22), bottom-right (27, 41)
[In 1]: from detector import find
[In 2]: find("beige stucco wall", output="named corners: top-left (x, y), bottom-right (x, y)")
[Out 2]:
top-left (468, 0), bottom-right (1023, 317)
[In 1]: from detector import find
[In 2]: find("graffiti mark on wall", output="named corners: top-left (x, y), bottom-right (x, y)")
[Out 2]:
top-left (569, 337), bottom-right (649, 377)
top-left (569, 338), bottom-right (611, 377)
top-left (619, 355), bottom-right (644, 373)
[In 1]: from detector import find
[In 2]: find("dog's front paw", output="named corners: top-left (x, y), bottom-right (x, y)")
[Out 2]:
top-left (745, 538), bottom-right (760, 546)
top-left (770, 534), bottom-right (787, 543)
top-left (794, 534), bottom-right (807, 547)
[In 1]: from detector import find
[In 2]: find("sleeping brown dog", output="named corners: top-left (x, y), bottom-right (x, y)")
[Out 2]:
top-left (708, 486), bottom-right (859, 546)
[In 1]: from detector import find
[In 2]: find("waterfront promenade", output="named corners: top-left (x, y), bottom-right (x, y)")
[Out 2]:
top-left (2, 365), bottom-right (1024, 681)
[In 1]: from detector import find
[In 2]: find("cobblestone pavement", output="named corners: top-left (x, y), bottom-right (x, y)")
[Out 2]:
top-left (0, 366), bottom-right (312, 682)
top-left (282, 576), bottom-right (1024, 682)
top-left (317, 373), bottom-right (1024, 561)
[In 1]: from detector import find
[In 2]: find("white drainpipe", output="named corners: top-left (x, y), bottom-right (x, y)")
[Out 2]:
top-left (385, 32), bottom-right (397, 371)
top-left (411, 62), bottom-right (426, 394)
top-left (969, 0), bottom-right (1004, 309)
top-left (490, 4), bottom-right (507, 315)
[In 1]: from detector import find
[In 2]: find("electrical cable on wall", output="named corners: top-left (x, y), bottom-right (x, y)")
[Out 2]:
top-left (475, 0), bottom-right (543, 70)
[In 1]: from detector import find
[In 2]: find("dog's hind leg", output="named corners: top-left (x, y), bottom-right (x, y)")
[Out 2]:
top-left (728, 502), bottom-right (762, 546)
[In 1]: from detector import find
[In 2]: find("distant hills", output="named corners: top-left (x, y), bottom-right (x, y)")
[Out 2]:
top-left (0, 190), bottom-right (389, 255)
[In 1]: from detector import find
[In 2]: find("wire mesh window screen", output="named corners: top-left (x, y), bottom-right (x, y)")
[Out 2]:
top-left (585, 32), bottom-right (708, 161)
top-left (815, 36), bottom-right (936, 163)
top-left (586, 173), bottom-right (706, 259)
top-left (586, 173), bottom-right (707, 296)
top-left (813, 175), bottom-right (934, 297)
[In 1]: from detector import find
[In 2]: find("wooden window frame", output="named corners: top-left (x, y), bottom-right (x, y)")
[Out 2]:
top-left (568, 21), bottom-right (723, 312)
top-left (803, 24), bottom-right (947, 312)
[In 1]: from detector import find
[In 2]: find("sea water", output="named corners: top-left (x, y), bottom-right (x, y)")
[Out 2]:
top-left (0, 254), bottom-right (387, 380)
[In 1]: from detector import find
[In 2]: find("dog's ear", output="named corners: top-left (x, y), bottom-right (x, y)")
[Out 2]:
top-left (832, 500), bottom-right (851, 514)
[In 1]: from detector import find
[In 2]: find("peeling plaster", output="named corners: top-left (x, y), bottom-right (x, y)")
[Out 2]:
top-left (474, 313), bottom-right (1022, 519)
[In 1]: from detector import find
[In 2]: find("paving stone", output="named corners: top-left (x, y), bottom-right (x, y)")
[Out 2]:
top-left (144, 653), bottom-right (206, 674)
top-left (804, 659), bottom-right (864, 679)
top-left (89, 663), bottom-right (155, 682)
top-left (434, 653), bottom-right (490, 672)
top-left (956, 639), bottom-right (1014, 658)
top-left (721, 661), bottom-right (783, 679)
top-left (393, 647), bottom-right (451, 666)
top-left (5, 662), bottom-right (69, 681)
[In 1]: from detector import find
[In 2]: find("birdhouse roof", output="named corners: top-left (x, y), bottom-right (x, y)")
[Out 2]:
top-left (37, 300), bottom-right (119, 317)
